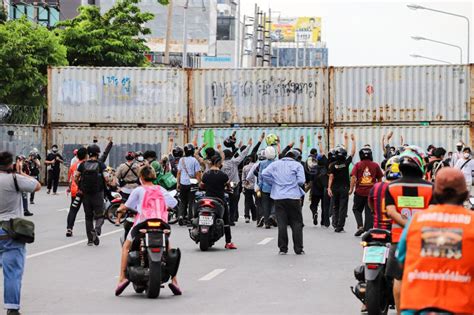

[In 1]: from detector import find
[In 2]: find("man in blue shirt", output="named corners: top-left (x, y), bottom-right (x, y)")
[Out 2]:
top-left (177, 144), bottom-right (202, 225)
top-left (258, 146), bottom-right (277, 229)
top-left (262, 149), bottom-right (306, 255)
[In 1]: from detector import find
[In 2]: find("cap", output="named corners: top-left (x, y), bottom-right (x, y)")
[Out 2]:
top-left (434, 168), bottom-right (468, 196)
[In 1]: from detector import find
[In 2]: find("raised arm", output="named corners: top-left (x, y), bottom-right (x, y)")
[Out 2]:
top-left (99, 137), bottom-right (113, 163)
top-left (317, 132), bottom-right (325, 155)
top-left (350, 133), bottom-right (356, 157)
top-left (299, 135), bottom-right (304, 152)
top-left (343, 132), bottom-right (349, 151)
top-left (233, 138), bottom-right (252, 164)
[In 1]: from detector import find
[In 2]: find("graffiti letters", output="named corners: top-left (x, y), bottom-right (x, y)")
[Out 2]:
top-left (102, 75), bottom-right (131, 94)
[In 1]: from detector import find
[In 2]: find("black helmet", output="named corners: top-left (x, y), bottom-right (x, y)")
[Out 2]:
top-left (184, 143), bottom-right (195, 157)
top-left (285, 149), bottom-right (301, 161)
top-left (172, 146), bottom-right (184, 158)
top-left (359, 147), bottom-right (373, 161)
top-left (143, 150), bottom-right (157, 160)
top-left (335, 147), bottom-right (347, 161)
top-left (328, 149), bottom-right (336, 163)
top-left (87, 144), bottom-right (101, 157)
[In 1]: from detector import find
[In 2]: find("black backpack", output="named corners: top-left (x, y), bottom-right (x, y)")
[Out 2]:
top-left (80, 160), bottom-right (103, 194)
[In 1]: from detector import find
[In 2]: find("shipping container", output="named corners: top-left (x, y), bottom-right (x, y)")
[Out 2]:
top-left (51, 126), bottom-right (184, 182)
top-left (190, 68), bottom-right (327, 125)
top-left (331, 65), bottom-right (470, 123)
top-left (190, 126), bottom-right (327, 158)
top-left (333, 125), bottom-right (470, 163)
top-left (49, 67), bottom-right (187, 125)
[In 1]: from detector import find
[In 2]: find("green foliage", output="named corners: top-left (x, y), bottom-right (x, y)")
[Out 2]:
top-left (0, 18), bottom-right (67, 123)
top-left (58, 0), bottom-right (155, 67)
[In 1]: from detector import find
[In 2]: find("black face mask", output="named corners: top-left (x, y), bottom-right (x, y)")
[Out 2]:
top-left (457, 146), bottom-right (463, 152)
top-left (336, 155), bottom-right (346, 162)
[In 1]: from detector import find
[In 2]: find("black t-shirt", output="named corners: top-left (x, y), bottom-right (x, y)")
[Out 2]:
top-left (311, 155), bottom-right (329, 193)
top-left (328, 156), bottom-right (352, 188)
top-left (202, 170), bottom-right (229, 200)
top-left (426, 159), bottom-right (449, 179)
top-left (28, 159), bottom-right (40, 176)
top-left (77, 160), bottom-right (107, 192)
top-left (46, 152), bottom-right (63, 171)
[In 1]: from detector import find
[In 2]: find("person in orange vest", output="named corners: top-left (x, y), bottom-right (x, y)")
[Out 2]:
top-left (396, 167), bottom-right (474, 315)
top-left (385, 148), bottom-right (434, 314)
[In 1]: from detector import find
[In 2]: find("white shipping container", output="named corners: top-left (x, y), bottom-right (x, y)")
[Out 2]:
top-left (49, 67), bottom-right (187, 125)
top-left (190, 68), bottom-right (327, 125)
top-left (333, 125), bottom-right (470, 163)
top-left (51, 126), bottom-right (184, 182)
top-left (332, 65), bottom-right (470, 123)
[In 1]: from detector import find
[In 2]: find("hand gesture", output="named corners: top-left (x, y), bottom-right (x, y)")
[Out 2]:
top-left (300, 135), bottom-right (304, 143)
top-left (344, 132), bottom-right (348, 140)
top-left (289, 141), bottom-right (295, 148)
top-left (231, 131), bottom-right (237, 140)
top-left (248, 138), bottom-right (253, 146)
top-left (217, 143), bottom-right (222, 150)
top-left (350, 133), bottom-right (355, 141)
top-left (107, 136), bottom-right (113, 142)
top-left (387, 131), bottom-right (393, 141)
top-left (260, 132), bottom-right (265, 142)
top-left (317, 132), bottom-right (322, 140)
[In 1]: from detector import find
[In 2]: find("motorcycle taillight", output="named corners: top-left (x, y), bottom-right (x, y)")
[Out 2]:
top-left (367, 264), bottom-right (379, 270)
top-left (151, 248), bottom-right (161, 253)
top-left (200, 199), bottom-right (215, 208)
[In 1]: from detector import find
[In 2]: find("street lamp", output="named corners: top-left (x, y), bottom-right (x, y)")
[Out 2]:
top-left (407, 4), bottom-right (470, 63)
top-left (410, 54), bottom-right (452, 64)
top-left (411, 36), bottom-right (462, 64)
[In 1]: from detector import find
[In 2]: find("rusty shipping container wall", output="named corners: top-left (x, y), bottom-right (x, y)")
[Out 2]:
top-left (332, 65), bottom-right (470, 123)
top-left (333, 125), bottom-right (470, 163)
top-left (49, 67), bottom-right (187, 125)
top-left (51, 126), bottom-right (184, 182)
top-left (190, 126), bottom-right (327, 158)
top-left (190, 68), bottom-right (327, 125)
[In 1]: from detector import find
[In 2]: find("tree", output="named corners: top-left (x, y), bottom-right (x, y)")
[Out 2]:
top-left (0, 18), bottom-right (67, 123)
top-left (58, 0), bottom-right (157, 67)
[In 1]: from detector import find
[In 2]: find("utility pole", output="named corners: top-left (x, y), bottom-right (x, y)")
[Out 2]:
top-left (164, 0), bottom-right (173, 65)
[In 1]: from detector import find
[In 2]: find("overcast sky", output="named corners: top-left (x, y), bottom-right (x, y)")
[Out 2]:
top-left (240, 0), bottom-right (473, 66)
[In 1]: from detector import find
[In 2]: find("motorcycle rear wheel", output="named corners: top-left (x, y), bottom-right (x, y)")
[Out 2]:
top-left (146, 261), bottom-right (162, 299)
top-left (199, 233), bottom-right (210, 251)
top-left (168, 208), bottom-right (179, 225)
top-left (366, 275), bottom-right (389, 315)
top-left (106, 203), bottom-right (125, 224)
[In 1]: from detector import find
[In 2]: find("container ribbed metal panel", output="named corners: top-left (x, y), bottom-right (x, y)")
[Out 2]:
top-left (190, 126), bottom-right (327, 157)
top-left (49, 67), bottom-right (187, 125)
top-left (333, 125), bottom-right (469, 163)
top-left (51, 126), bottom-right (184, 182)
top-left (0, 125), bottom-right (45, 159)
top-left (190, 68), bottom-right (327, 125)
top-left (332, 65), bottom-right (470, 123)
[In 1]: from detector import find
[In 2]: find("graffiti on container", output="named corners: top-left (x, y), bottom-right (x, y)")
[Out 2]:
top-left (58, 80), bottom-right (98, 105)
top-left (102, 75), bottom-right (131, 94)
top-left (209, 76), bottom-right (319, 106)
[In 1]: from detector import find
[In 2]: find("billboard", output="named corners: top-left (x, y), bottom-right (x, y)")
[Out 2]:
top-left (271, 17), bottom-right (322, 43)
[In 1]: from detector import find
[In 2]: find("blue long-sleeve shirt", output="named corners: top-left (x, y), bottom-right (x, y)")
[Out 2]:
top-left (258, 159), bottom-right (274, 193)
top-left (261, 158), bottom-right (305, 200)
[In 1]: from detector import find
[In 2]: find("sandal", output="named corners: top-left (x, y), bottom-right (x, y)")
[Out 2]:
top-left (115, 280), bottom-right (130, 296)
top-left (169, 283), bottom-right (182, 296)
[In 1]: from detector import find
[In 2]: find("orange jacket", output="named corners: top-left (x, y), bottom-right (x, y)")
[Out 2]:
top-left (68, 160), bottom-right (82, 198)
top-left (401, 205), bottom-right (474, 313)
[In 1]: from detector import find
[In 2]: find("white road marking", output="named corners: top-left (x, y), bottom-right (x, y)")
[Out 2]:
top-left (27, 229), bottom-right (122, 259)
top-left (57, 208), bottom-right (69, 212)
top-left (199, 269), bottom-right (226, 281)
top-left (258, 237), bottom-right (274, 245)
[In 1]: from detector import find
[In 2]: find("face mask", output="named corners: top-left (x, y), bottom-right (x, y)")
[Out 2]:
top-left (457, 146), bottom-right (463, 152)
top-left (52, 148), bottom-right (58, 153)
top-left (464, 153), bottom-right (470, 159)
top-left (137, 156), bottom-right (144, 162)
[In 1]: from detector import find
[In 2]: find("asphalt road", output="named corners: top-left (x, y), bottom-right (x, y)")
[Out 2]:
top-left (1, 188), bottom-right (394, 315)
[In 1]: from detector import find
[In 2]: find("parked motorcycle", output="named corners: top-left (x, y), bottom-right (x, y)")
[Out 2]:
top-left (124, 216), bottom-right (181, 299)
top-left (351, 228), bottom-right (394, 315)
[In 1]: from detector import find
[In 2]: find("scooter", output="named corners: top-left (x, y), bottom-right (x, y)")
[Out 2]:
top-left (351, 228), bottom-right (394, 315)
top-left (124, 216), bottom-right (181, 299)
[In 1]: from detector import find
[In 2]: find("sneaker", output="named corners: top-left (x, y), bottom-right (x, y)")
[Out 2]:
top-left (7, 309), bottom-right (21, 315)
top-left (278, 251), bottom-right (287, 255)
top-left (335, 227), bottom-right (345, 233)
top-left (87, 241), bottom-right (93, 246)
top-left (66, 229), bottom-right (73, 237)
top-left (295, 250), bottom-right (305, 255)
top-left (24, 211), bottom-right (33, 216)
top-left (53, 192), bottom-right (58, 195)
top-left (29, 200), bottom-right (35, 205)
top-left (225, 242), bottom-right (237, 250)
top-left (47, 190), bottom-right (51, 194)
top-left (93, 233), bottom-right (100, 246)
top-left (178, 217), bottom-right (185, 226)
top-left (312, 213), bottom-right (318, 226)
top-left (270, 216), bottom-right (278, 227)
top-left (265, 225), bottom-right (271, 229)
top-left (256, 217), bottom-right (264, 227)
top-left (354, 228), bottom-right (364, 237)
top-left (245, 218), bottom-right (250, 223)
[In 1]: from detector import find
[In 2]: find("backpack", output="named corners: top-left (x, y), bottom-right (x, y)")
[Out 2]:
top-left (80, 160), bottom-right (103, 194)
top-left (136, 186), bottom-right (168, 224)
top-left (430, 160), bottom-right (445, 182)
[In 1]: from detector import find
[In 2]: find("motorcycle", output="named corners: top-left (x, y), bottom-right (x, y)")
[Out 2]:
top-left (351, 228), bottom-right (394, 315)
top-left (124, 215), bottom-right (181, 299)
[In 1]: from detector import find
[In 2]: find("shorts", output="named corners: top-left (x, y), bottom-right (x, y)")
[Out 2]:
top-left (385, 243), bottom-right (403, 280)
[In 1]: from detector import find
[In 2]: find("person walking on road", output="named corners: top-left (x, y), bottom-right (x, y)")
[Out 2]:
top-left (45, 144), bottom-right (64, 195)
top-left (0, 151), bottom-right (41, 315)
top-left (262, 149), bottom-right (306, 255)
top-left (75, 145), bottom-right (108, 246)
top-left (177, 144), bottom-right (202, 225)
top-left (242, 156), bottom-right (257, 223)
top-left (454, 146), bottom-right (474, 197)
top-left (116, 152), bottom-right (140, 199)
top-left (308, 133), bottom-right (330, 227)
top-left (26, 150), bottom-right (41, 205)
top-left (66, 147), bottom-right (87, 237)
top-left (258, 146), bottom-right (277, 229)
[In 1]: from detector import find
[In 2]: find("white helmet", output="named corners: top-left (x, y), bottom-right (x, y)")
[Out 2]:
top-left (264, 146), bottom-right (277, 160)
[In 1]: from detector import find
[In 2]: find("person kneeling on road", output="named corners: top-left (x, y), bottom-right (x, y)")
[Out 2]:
top-left (262, 149), bottom-right (305, 255)
top-left (115, 165), bottom-right (180, 296)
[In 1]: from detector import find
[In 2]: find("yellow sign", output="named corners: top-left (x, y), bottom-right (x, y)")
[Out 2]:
top-left (271, 17), bottom-right (322, 43)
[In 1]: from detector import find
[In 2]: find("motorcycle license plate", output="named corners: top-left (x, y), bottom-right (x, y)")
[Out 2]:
top-left (199, 215), bottom-right (213, 226)
top-left (362, 246), bottom-right (388, 264)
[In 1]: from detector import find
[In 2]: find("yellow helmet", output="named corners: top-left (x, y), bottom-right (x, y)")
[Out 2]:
top-left (265, 134), bottom-right (278, 146)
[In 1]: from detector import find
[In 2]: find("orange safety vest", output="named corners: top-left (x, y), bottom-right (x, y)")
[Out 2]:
top-left (400, 205), bottom-right (474, 313)
top-left (387, 181), bottom-right (433, 243)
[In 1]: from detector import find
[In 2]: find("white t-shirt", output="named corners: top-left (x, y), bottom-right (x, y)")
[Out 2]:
top-left (454, 158), bottom-right (474, 186)
top-left (125, 185), bottom-right (177, 224)
top-left (0, 173), bottom-right (38, 221)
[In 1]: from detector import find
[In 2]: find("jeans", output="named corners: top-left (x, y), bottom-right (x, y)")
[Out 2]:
top-left (221, 203), bottom-right (232, 243)
top-left (179, 185), bottom-right (195, 220)
top-left (243, 189), bottom-right (257, 220)
top-left (21, 193), bottom-right (28, 213)
top-left (0, 230), bottom-right (26, 310)
top-left (352, 194), bottom-right (373, 231)
top-left (310, 190), bottom-right (331, 227)
top-left (67, 194), bottom-right (83, 230)
top-left (229, 187), bottom-right (240, 222)
top-left (262, 192), bottom-right (275, 225)
top-left (330, 186), bottom-right (349, 229)
top-left (255, 193), bottom-right (263, 221)
top-left (47, 169), bottom-right (60, 193)
top-left (83, 192), bottom-right (105, 242)
top-left (274, 199), bottom-right (304, 253)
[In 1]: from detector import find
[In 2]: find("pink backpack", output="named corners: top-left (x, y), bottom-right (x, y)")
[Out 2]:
top-left (136, 186), bottom-right (168, 223)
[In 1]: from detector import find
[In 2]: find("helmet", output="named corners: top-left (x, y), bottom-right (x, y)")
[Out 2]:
top-left (172, 146), bottom-right (184, 158)
top-left (264, 146), bottom-right (277, 160)
top-left (257, 149), bottom-right (266, 161)
top-left (265, 134), bottom-right (278, 146)
top-left (285, 149), bottom-right (301, 161)
top-left (385, 156), bottom-right (401, 180)
top-left (359, 147), bottom-right (373, 161)
top-left (87, 144), bottom-right (101, 157)
top-left (335, 147), bottom-right (347, 161)
top-left (143, 150), bottom-right (157, 160)
top-left (135, 151), bottom-right (143, 157)
top-left (328, 149), bottom-right (336, 163)
top-left (398, 150), bottom-right (425, 177)
top-left (125, 151), bottom-right (135, 161)
top-left (184, 143), bottom-right (195, 156)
